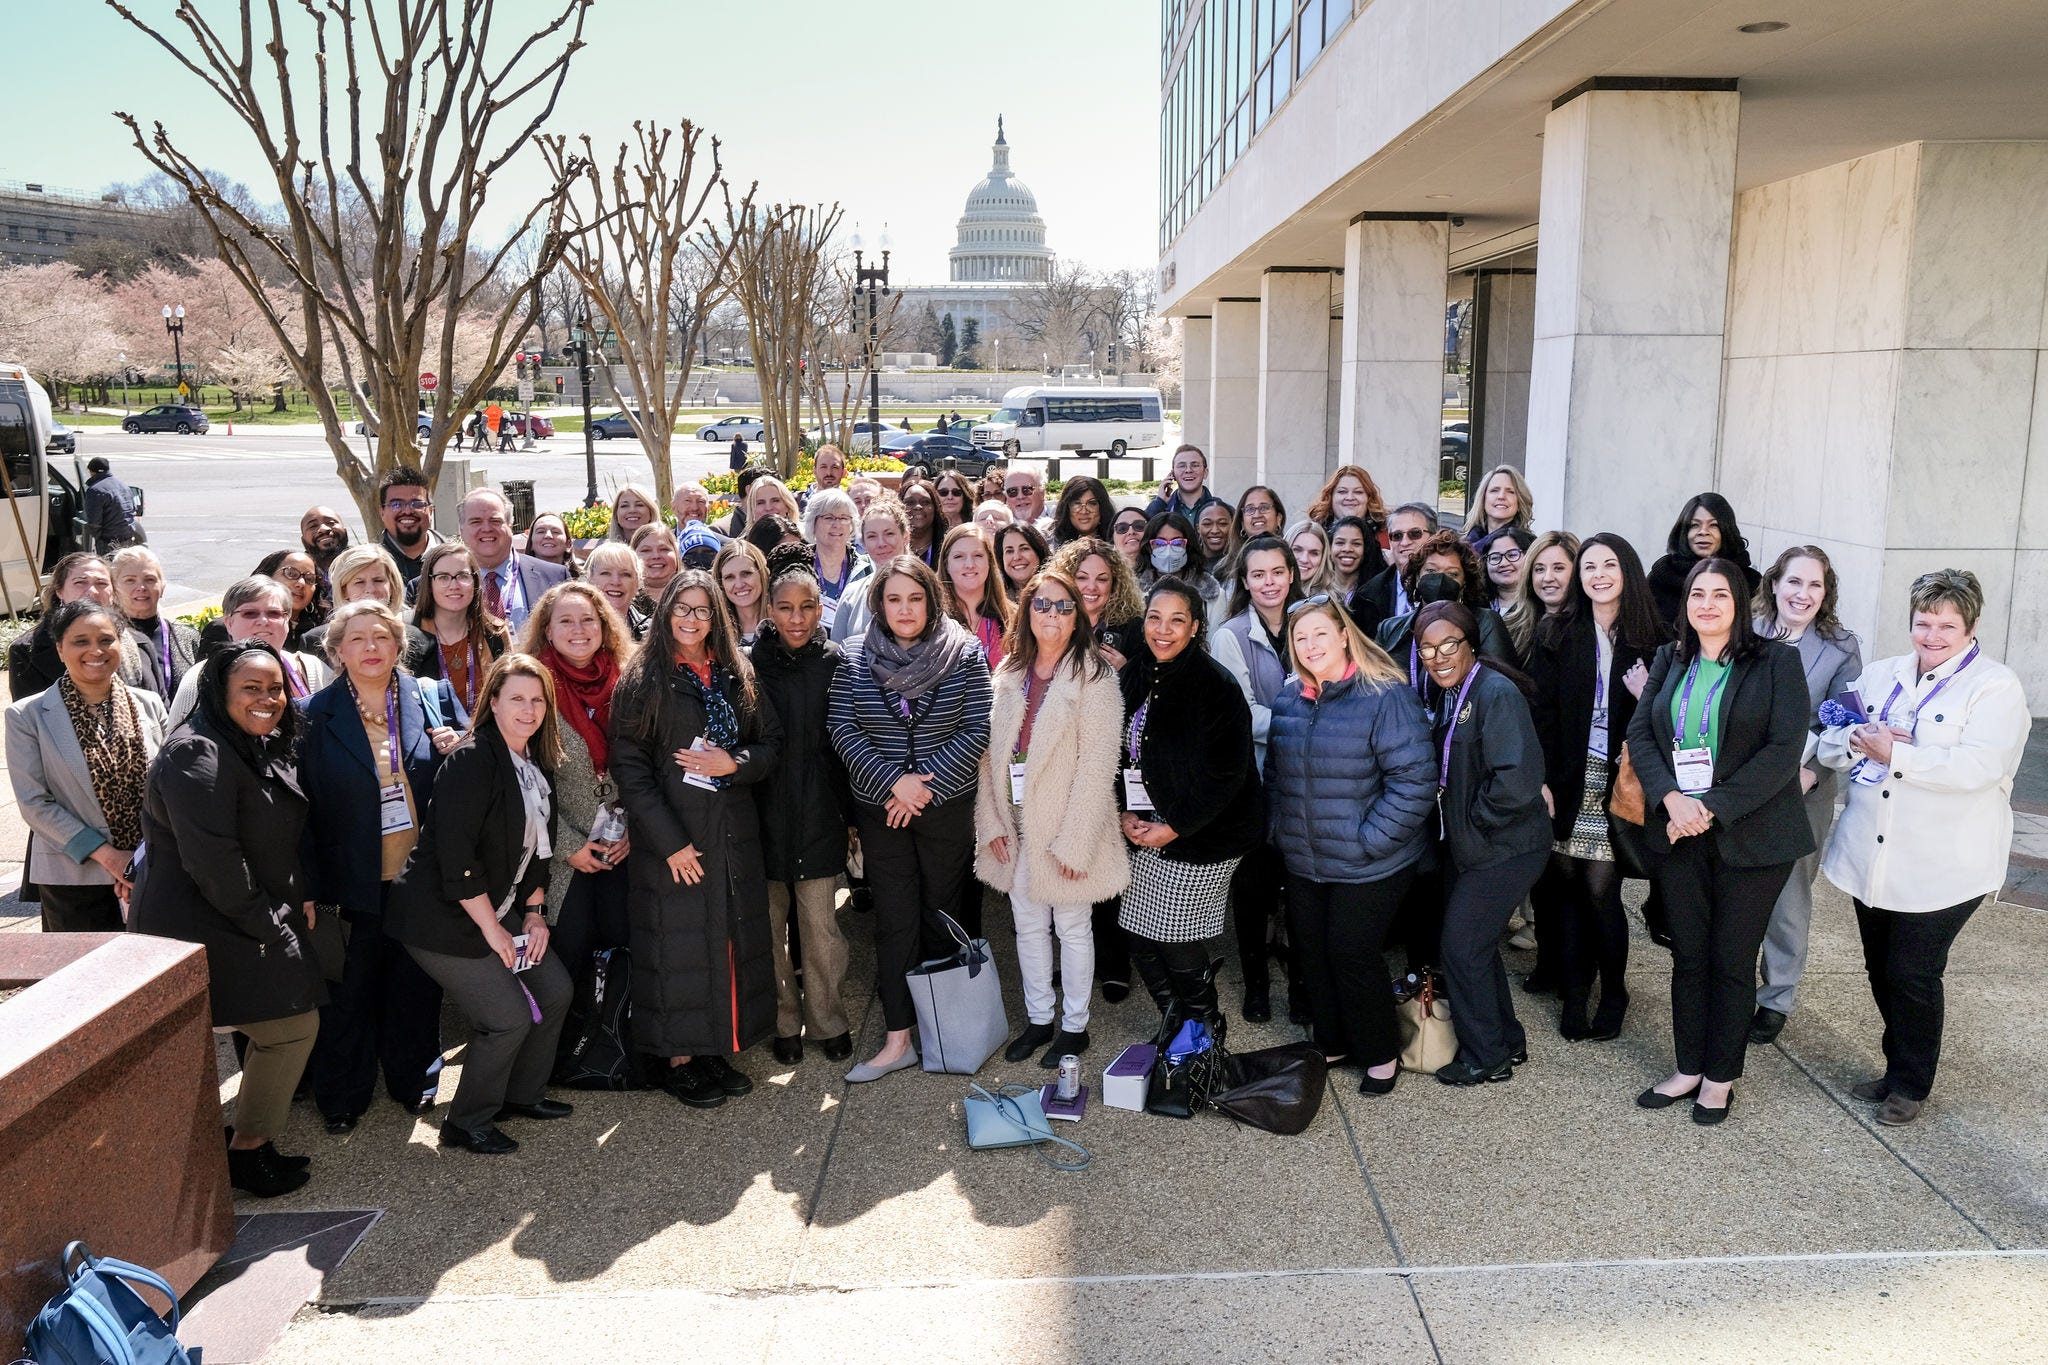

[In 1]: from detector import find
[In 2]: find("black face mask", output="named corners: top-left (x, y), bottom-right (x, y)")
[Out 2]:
top-left (1414, 571), bottom-right (1462, 606)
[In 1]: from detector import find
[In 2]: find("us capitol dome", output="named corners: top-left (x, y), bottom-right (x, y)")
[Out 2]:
top-left (947, 116), bottom-right (1054, 284)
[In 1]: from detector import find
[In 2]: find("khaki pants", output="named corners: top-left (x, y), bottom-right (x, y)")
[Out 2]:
top-left (768, 878), bottom-right (850, 1039)
top-left (233, 1011), bottom-right (320, 1142)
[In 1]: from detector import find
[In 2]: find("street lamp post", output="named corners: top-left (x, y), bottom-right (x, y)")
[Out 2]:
top-left (571, 312), bottom-right (598, 507)
top-left (118, 352), bottom-right (128, 414)
top-left (161, 304), bottom-right (186, 403)
top-left (851, 224), bottom-right (891, 452)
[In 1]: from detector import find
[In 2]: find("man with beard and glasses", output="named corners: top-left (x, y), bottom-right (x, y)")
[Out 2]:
top-left (377, 467), bottom-right (443, 597)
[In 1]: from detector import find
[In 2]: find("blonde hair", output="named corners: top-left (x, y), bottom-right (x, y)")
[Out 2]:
top-left (470, 651), bottom-right (565, 769)
top-left (327, 543), bottom-right (405, 608)
top-left (745, 475), bottom-right (799, 524)
top-left (1287, 593), bottom-right (1404, 687)
top-left (1502, 529), bottom-right (1580, 658)
top-left (1463, 465), bottom-right (1536, 537)
top-left (606, 484), bottom-right (665, 543)
top-left (1284, 519), bottom-right (1334, 593)
top-left (518, 580), bottom-right (634, 669)
top-left (326, 598), bottom-right (409, 665)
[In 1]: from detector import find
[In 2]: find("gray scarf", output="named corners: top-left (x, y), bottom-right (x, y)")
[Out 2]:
top-left (866, 617), bottom-right (977, 701)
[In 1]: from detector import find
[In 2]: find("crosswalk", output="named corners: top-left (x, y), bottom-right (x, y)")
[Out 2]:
top-left (107, 445), bottom-right (335, 463)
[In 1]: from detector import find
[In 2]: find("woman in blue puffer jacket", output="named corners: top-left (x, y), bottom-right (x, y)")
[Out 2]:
top-left (1268, 594), bottom-right (1437, 1096)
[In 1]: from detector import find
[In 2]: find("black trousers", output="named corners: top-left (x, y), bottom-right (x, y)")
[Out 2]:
top-left (1228, 841), bottom-right (1285, 987)
top-left (40, 881), bottom-right (123, 933)
top-left (1289, 869), bottom-right (1415, 1066)
top-left (1396, 865), bottom-right (1445, 975)
top-left (1553, 852), bottom-right (1630, 1028)
top-left (309, 889), bottom-right (446, 1121)
top-left (1855, 895), bottom-right (1982, 1102)
top-left (858, 797), bottom-right (976, 1033)
top-left (1662, 834), bottom-right (1793, 1082)
top-left (1441, 850), bottom-right (1547, 1068)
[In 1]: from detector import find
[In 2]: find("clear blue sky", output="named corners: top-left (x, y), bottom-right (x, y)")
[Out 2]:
top-left (8, 0), bottom-right (1161, 283)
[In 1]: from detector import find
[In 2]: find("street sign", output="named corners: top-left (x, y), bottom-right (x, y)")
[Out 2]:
top-left (420, 372), bottom-right (439, 392)
top-left (517, 379), bottom-right (535, 403)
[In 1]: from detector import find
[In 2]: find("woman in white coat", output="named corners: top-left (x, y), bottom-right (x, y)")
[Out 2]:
top-left (1817, 569), bottom-right (2030, 1127)
top-left (975, 561), bottom-right (1130, 1069)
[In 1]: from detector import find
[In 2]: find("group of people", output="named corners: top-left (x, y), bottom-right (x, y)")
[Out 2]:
top-left (7, 440), bottom-right (2026, 1202)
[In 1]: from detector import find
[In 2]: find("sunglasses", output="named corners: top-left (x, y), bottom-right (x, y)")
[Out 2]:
top-left (1114, 520), bottom-right (1147, 534)
top-left (1389, 528), bottom-right (1431, 543)
top-left (1286, 593), bottom-right (1334, 616)
top-left (1003, 484), bottom-right (1035, 496)
top-left (1416, 635), bottom-right (1469, 660)
top-left (1030, 596), bottom-right (1077, 616)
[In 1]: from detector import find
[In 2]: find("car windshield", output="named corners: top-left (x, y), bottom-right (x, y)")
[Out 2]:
top-left (988, 407), bottom-right (1023, 424)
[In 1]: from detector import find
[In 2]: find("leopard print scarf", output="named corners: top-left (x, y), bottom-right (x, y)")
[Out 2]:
top-left (59, 675), bottom-right (148, 851)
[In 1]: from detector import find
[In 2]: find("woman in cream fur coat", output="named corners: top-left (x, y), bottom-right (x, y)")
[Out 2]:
top-left (975, 563), bottom-right (1130, 1069)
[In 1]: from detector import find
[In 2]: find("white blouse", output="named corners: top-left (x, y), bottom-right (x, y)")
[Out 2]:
top-left (1816, 647), bottom-right (2031, 913)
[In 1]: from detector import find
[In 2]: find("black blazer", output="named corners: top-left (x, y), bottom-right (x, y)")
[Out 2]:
top-left (1118, 646), bottom-right (1262, 866)
top-left (750, 634), bottom-right (855, 882)
top-left (299, 674), bottom-right (444, 914)
top-left (1623, 641), bottom-right (1816, 868)
top-left (1529, 613), bottom-right (1659, 841)
top-left (1438, 667), bottom-right (1552, 870)
top-left (1376, 606), bottom-right (1517, 673)
top-left (385, 723), bottom-right (557, 958)
top-left (1347, 568), bottom-right (1401, 638)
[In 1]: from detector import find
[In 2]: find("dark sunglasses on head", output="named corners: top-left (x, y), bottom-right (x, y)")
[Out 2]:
top-left (1286, 592), bottom-right (1335, 616)
top-left (1030, 596), bottom-right (1077, 616)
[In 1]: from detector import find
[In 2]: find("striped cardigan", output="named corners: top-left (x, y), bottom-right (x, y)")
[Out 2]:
top-left (827, 636), bottom-right (993, 809)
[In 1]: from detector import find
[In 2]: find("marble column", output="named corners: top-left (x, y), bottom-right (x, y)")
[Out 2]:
top-left (1336, 215), bottom-right (1451, 508)
top-left (1209, 299), bottom-right (1261, 496)
top-left (1472, 269), bottom-right (1536, 475)
top-left (1258, 269), bottom-right (1335, 515)
top-left (1525, 82), bottom-right (1740, 555)
top-left (1181, 314), bottom-right (1213, 452)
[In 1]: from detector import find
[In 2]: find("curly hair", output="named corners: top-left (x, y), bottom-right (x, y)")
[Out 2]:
top-left (1048, 535), bottom-right (1144, 627)
top-left (1401, 529), bottom-right (1489, 613)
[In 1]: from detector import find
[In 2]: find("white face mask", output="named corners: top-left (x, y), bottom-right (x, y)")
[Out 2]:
top-left (1151, 545), bottom-right (1188, 574)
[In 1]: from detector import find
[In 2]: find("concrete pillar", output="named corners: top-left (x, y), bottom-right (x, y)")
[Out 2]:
top-left (1471, 269), bottom-right (1536, 475)
top-left (1181, 314), bottom-right (1213, 452)
top-left (1208, 299), bottom-right (1261, 496)
top-left (1525, 81), bottom-right (1740, 553)
top-left (1336, 215), bottom-right (1451, 508)
top-left (1257, 269), bottom-right (1334, 515)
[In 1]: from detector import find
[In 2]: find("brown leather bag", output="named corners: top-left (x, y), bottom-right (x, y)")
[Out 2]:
top-left (1608, 743), bottom-right (1646, 826)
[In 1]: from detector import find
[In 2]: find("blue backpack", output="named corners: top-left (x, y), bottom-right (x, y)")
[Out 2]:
top-left (23, 1241), bottom-right (190, 1365)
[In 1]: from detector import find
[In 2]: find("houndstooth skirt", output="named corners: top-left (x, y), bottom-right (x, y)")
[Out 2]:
top-left (1553, 752), bottom-right (1615, 863)
top-left (1118, 846), bottom-right (1240, 943)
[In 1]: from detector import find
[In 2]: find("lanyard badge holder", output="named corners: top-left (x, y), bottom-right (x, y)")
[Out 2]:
top-left (349, 678), bottom-right (414, 836)
top-left (1123, 698), bottom-right (1154, 813)
top-left (1672, 660), bottom-right (1728, 797)
top-left (1435, 666), bottom-right (1482, 837)
top-left (1853, 643), bottom-right (1978, 785)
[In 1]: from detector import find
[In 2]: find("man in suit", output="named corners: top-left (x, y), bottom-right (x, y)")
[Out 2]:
top-left (459, 488), bottom-right (568, 632)
top-left (1349, 501), bottom-right (1437, 636)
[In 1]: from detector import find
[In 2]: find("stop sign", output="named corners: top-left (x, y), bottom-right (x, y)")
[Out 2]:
top-left (420, 372), bottom-right (439, 391)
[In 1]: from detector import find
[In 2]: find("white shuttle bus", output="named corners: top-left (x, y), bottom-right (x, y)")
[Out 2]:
top-left (0, 363), bottom-right (82, 614)
top-left (970, 386), bottom-right (1166, 459)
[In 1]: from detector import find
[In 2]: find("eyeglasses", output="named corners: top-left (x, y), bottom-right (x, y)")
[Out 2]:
top-left (384, 497), bottom-right (431, 511)
top-left (816, 514), bottom-right (853, 527)
top-left (1389, 528), bottom-right (1431, 543)
top-left (1150, 537), bottom-right (1188, 550)
top-left (274, 568), bottom-right (317, 585)
top-left (1030, 596), bottom-right (1077, 616)
top-left (1486, 549), bottom-right (1524, 567)
top-left (1286, 593), bottom-right (1334, 616)
top-left (232, 607), bottom-right (291, 622)
top-left (1416, 635), bottom-right (1469, 660)
top-left (671, 603), bottom-right (715, 622)
top-left (429, 571), bottom-right (474, 585)
top-left (1241, 501), bottom-right (1275, 516)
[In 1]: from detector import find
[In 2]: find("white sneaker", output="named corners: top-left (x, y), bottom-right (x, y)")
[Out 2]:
top-left (1508, 927), bottom-right (1537, 951)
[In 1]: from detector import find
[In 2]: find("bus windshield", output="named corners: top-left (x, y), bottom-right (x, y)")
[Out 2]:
top-left (988, 407), bottom-right (1024, 425)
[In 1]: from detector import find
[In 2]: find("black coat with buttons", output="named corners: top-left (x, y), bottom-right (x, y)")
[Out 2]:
top-left (749, 633), bottom-right (855, 882)
top-left (1117, 644), bottom-right (1262, 867)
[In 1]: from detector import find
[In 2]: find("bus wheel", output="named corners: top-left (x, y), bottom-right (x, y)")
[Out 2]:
top-left (1110, 439), bottom-right (1127, 457)
top-left (1003, 440), bottom-right (1019, 458)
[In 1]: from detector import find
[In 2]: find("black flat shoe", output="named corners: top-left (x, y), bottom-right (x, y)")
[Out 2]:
top-left (1559, 1017), bottom-right (1591, 1042)
top-left (438, 1122), bottom-right (518, 1154)
top-left (227, 1144), bottom-right (310, 1197)
top-left (1581, 1020), bottom-right (1623, 1042)
top-left (495, 1099), bottom-right (574, 1122)
top-left (1099, 978), bottom-right (1130, 1004)
top-left (816, 1032), bottom-right (854, 1062)
top-left (1039, 1029), bottom-right (1089, 1068)
top-left (1508, 1046), bottom-right (1529, 1066)
top-left (1436, 1058), bottom-right (1512, 1086)
top-left (661, 1061), bottom-right (727, 1109)
top-left (403, 1096), bottom-right (437, 1117)
top-left (1521, 970), bottom-right (1558, 996)
top-left (1242, 986), bottom-right (1271, 1024)
top-left (1748, 1007), bottom-right (1787, 1045)
top-left (1636, 1080), bottom-right (1703, 1110)
top-left (1692, 1094), bottom-right (1733, 1126)
top-left (225, 1127), bottom-right (311, 1171)
top-left (695, 1055), bottom-right (753, 1097)
top-left (322, 1113), bottom-right (360, 1136)
top-left (1004, 1022), bottom-right (1056, 1063)
top-left (1358, 1068), bottom-right (1399, 1096)
top-left (772, 1035), bottom-right (804, 1065)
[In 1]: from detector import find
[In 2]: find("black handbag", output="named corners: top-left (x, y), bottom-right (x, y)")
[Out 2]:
top-left (552, 946), bottom-right (646, 1090)
top-left (1212, 1043), bottom-right (1327, 1135)
top-left (1144, 1020), bottom-right (1232, 1120)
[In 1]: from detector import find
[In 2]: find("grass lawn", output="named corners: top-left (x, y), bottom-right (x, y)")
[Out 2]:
top-left (65, 406), bottom-right (324, 427)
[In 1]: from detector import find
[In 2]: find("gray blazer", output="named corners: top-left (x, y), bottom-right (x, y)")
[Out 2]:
top-left (1759, 618), bottom-right (1863, 796)
top-left (6, 681), bottom-right (169, 884)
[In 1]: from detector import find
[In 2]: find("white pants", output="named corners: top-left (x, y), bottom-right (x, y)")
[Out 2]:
top-left (1010, 857), bottom-right (1095, 1032)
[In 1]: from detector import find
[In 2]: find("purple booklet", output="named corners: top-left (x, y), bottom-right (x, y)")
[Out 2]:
top-left (1039, 1084), bottom-right (1088, 1122)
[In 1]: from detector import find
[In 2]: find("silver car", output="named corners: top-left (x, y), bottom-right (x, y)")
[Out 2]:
top-left (695, 415), bottom-right (767, 443)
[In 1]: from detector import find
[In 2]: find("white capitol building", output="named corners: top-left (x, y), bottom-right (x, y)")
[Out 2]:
top-left (896, 117), bottom-right (1054, 350)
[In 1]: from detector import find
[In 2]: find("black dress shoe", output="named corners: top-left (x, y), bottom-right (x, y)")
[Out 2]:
top-left (1039, 1029), bottom-right (1089, 1068)
top-left (323, 1112), bottom-right (361, 1136)
top-left (227, 1144), bottom-right (311, 1197)
top-left (1636, 1079), bottom-right (1702, 1110)
top-left (1004, 1021), bottom-right (1056, 1063)
top-left (1748, 1006), bottom-right (1788, 1045)
top-left (1848, 1078), bottom-right (1890, 1103)
top-left (661, 1061), bottom-right (727, 1108)
top-left (1242, 986), bottom-right (1272, 1023)
top-left (439, 1121), bottom-right (518, 1154)
top-left (1559, 1016), bottom-right (1591, 1042)
top-left (1099, 978), bottom-right (1131, 1004)
top-left (1692, 1094), bottom-right (1733, 1126)
top-left (695, 1055), bottom-right (754, 1097)
top-left (225, 1127), bottom-right (311, 1170)
top-left (1436, 1057), bottom-right (1512, 1086)
top-left (773, 1035), bottom-right (805, 1065)
top-left (1358, 1067), bottom-right (1399, 1096)
top-left (1521, 970), bottom-right (1558, 995)
top-left (1586, 996), bottom-right (1628, 1041)
top-left (403, 1095), bottom-right (437, 1117)
top-left (495, 1099), bottom-right (574, 1121)
top-left (1508, 1046), bottom-right (1529, 1066)
top-left (816, 1032), bottom-right (854, 1062)
top-left (849, 887), bottom-right (875, 914)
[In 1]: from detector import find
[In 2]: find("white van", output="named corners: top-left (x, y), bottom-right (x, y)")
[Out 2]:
top-left (970, 386), bottom-right (1165, 459)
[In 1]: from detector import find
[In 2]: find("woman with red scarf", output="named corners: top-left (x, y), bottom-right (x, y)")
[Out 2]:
top-left (521, 583), bottom-right (634, 1001)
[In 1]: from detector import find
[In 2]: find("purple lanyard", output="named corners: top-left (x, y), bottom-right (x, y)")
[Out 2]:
top-left (1127, 698), bottom-right (1150, 767)
top-left (1408, 642), bottom-right (1425, 700)
top-left (1676, 658), bottom-right (1730, 748)
top-left (281, 653), bottom-right (309, 700)
top-left (1436, 664), bottom-right (1482, 791)
top-left (437, 634), bottom-right (480, 712)
top-left (1876, 642), bottom-right (1979, 736)
top-left (154, 623), bottom-right (172, 683)
top-left (347, 676), bottom-right (403, 778)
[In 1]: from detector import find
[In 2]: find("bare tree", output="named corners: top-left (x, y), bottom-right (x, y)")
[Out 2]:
top-left (1012, 259), bottom-right (1102, 369)
top-left (713, 199), bottom-right (843, 478)
top-left (540, 121), bottom-right (747, 504)
top-left (106, 0), bottom-right (592, 527)
top-left (1097, 267), bottom-right (1156, 371)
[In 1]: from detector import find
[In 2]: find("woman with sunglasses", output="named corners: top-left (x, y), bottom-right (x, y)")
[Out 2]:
top-left (994, 522), bottom-right (1052, 599)
top-left (1050, 476), bottom-right (1112, 548)
top-left (1109, 507), bottom-right (1149, 573)
top-left (1268, 593), bottom-right (1434, 1094)
top-left (932, 470), bottom-right (977, 534)
top-left (1413, 601), bottom-right (1551, 1085)
top-left (1136, 510), bottom-right (1223, 623)
top-left (1211, 534), bottom-right (1306, 1022)
top-left (977, 563), bottom-right (1127, 1068)
top-left (939, 523), bottom-right (1013, 664)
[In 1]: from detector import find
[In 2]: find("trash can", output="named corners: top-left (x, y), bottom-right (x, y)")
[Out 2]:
top-left (501, 479), bottom-right (535, 533)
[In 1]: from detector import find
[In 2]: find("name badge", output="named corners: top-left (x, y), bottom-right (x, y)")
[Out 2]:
top-left (682, 738), bottom-right (719, 791)
top-left (379, 782), bottom-right (414, 835)
top-left (819, 597), bottom-right (840, 630)
top-left (1123, 767), bottom-right (1154, 812)
top-left (511, 933), bottom-right (535, 973)
top-left (1674, 744), bottom-right (1715, 796)
top-left (1587, 706), bottom-right (1610, 759)
top-left (1009, 760), bottom-right (1027, 805)
top-left (1851, 758), bottom-right (1886, 786)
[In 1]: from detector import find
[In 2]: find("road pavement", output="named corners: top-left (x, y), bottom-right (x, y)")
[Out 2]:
top-left (77, 424), bottom-right (732, 607)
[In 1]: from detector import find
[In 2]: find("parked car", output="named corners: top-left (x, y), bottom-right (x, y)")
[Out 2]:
top-left (803, 420), bottom-right (897, 454)
top-left (695, 414), bottom-right (766, 443)
top-left (46, 421), bottom-right (76, 456)
top-left (122, 404), bottom-right (209, 435)
top-left (1440, 422), bottom-right (1469, 483)
top-left (588, 411), bottom-right (646, 440)
top-left (355, 411), bottom-right (436, 437)
top-left (880, 431), bottom-right (924, 456)
top-left (897, 434), bottom-right (995, 481)
top-left (505, 412), bottom-right (555, 439)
